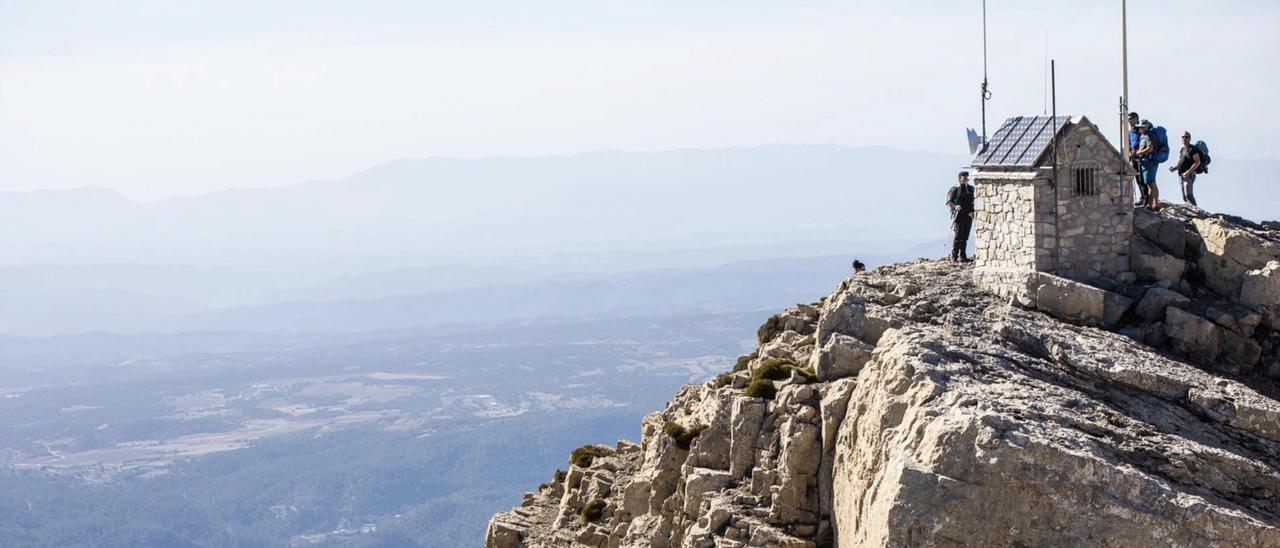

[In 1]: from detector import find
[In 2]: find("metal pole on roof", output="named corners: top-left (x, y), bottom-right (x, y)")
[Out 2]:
top-left (1051, 59), bottom-right (1061, 271)
top-left (1051, 60), bottom-right (1058, 186)
top-left (1120, 0), bottom-right (1130, 164)
top-left (981, 0), bottom-right (991, 145)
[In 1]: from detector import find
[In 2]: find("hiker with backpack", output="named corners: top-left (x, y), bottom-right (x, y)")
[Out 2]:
top-left (1169, 131), bottom-right (1209, 207)
top-left (1134, 120), bottom-right (1169, 210)
top-left (1128, 113), bottom-right (1148, 206)
top-left (946, 171), bottom-right (975, 262)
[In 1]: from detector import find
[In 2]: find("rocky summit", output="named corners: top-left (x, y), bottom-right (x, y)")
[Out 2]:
top-left (485, 205), bottom-right (1280, 547)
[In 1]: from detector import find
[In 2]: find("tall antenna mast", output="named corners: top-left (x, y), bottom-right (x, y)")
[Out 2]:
top-left (1120, 0), bottom-right (1130, 164)
top-left (981, 0), bottom-right (992, 145)
top-left (1051, 59), bottom-right (1061, 269)
top-left (1051, 60), bottom-right (1058, 182)
top-left (1044, 31), bottom-right (1049, 115)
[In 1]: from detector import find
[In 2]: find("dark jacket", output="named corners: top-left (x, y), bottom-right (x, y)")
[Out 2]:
top-left (1177, 146), bottom-right (1205, 173)
top-left (947, 184), bottom-right (975, 215)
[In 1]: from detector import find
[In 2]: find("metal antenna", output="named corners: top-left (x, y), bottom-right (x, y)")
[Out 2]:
top-left (1120, 0), bottom-right (1130, 164)
top-left (1051, 60), bottom-right (1058, 184)
top-left (1044, 30), bottom-right (1049, 115)
top-left (1051, 59), bottom-right (1061, 269)
top-left (981, 0), bottom-right (992, 146)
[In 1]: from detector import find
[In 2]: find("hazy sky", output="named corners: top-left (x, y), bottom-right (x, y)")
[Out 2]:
top-left (2, 1), bottom-right (1277, 200)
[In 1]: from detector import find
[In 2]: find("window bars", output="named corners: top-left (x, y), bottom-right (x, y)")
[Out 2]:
top-left (1072, 165), bottom-right (1100, 196)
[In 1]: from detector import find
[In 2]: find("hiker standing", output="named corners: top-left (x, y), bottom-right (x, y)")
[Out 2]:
top-left (1127, 112), bottom-right (1148, 206)
top-left (1135, 120), bottom-right (1161, 210)
top-left (947, 171), bottom-right (975, 262)
top-left (1169, 131), bottom-right (1205, 206)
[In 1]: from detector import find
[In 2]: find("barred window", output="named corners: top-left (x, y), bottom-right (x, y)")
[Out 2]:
top-left (1072, 166), bottom-right (1099, 196)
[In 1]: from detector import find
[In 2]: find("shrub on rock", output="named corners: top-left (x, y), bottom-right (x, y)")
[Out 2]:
top-left (569, 445), bottom-right (613, 468)
top-left (745, 378), bottom-right (777, 399)
top-left (663, 421), bottom-right (707, 450)
top-left (579, 499), bottom-right (607, 523)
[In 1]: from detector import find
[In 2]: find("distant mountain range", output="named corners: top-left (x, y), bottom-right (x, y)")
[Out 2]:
top-left (0, 145), bottom-right (968, 266)
top-left (0, 145), bottom-right (1272, 336)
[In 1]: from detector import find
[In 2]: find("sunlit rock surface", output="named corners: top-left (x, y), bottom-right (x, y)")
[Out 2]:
top-left (486, 206), bottom-right (1280, 547)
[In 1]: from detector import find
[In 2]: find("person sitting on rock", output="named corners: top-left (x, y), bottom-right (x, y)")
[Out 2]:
top-left (946, 171), bottom-right (975, 262)
top-left (852, 260), bottom-right (866, 275)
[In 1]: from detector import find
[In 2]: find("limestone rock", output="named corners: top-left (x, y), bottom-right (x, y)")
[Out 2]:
top-left (487, 231), bottom-right (1280, 548)
top-left (813, 291), bottom-right (892, 346)
top-left (1130, 235), bottom-right (1187, 282)
top-left (687, 391), bottom-right (734, 472)
top-left (1134, 287), bottom-right (1191, 321)
top-left (1164, 306), bottom-right (1220, 363)
top-left (683, 467), bottom-right (733, 515)
top-left (758, 304), bottom-right (819, 344)
top-left (1119, 321), bottom-right (1166, 347)
top-left (728, 397), bottom-right (765, 479)
top-left (808, 333), bottom-right (873, 382)
top-left (832, 325), bottom-right (1280, 547)
top-left (1240, 261), bottom-right (1280, 329)
top-left (1134, 207), bottom-right (1188, 256)
top-left (1030, 272), bottom-right (1132, 328)
top-left (1193, 217), bottom-right (1280, 297)
top-left (1218, 328), bottom-right (1263, 369)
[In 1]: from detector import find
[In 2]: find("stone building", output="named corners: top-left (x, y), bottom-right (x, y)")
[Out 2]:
top-left (971, 115), bottom-right (1134, 297)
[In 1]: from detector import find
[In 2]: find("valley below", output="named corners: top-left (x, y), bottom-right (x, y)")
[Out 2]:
top-left (0, 311), bottom-right (763, 547)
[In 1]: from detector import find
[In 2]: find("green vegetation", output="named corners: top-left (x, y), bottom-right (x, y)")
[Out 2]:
top-left (754, 357), bottom-right (795, 380)
top-left (753, 357), bottom-right (816, 382)
top-left (795, 365), bottom-right (817, 381)
top-left (579, 499), bottom-right (607, 524)
top-left (710, 373), bottom-right (733, 389)
top-left (757, 315), bottom-right (784, 344)
top-left (745, 378), bottom-right (777, 399)
top-left (569, 445), bottom-right (614, 468)
top-left (740, 357), bottom-right (816, 400)
top-left (662, 421), bottom-right (708, 450)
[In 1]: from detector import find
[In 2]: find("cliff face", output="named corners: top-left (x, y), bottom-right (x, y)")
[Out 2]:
top-left (486, 206), bottom-right (1280, 547)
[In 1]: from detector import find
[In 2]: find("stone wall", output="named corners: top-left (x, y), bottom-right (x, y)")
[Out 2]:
top-left (973, 177), bottom-right (1045, 297)
top-left (1051, 122), bottom-right (1134, 280)
top-left (974, 119), bottom-right (1133, 297)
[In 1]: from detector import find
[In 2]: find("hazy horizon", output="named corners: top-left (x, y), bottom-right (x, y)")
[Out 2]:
top-left (3, 4), bottom-right (1278, 547)
top-left (4, 1), bottom-right (1277, 200)
top-left (0, 145), bottom-right (970, 336)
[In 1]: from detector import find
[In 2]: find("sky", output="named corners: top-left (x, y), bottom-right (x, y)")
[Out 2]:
top-left (2, 0), bottom-right (1277, 200)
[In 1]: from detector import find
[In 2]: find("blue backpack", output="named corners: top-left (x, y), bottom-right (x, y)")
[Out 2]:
top-left (1153, 126), bottom-right (1171, 163)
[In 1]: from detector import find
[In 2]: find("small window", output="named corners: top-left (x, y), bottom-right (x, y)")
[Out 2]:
top-left (1072, 166), bottom-right (1099, 196)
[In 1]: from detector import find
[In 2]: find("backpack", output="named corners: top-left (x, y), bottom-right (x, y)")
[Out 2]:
top-left (1153, 126), bottom-right (1171, 163)
top-left (1193, 140), bottom-right (1211, 174)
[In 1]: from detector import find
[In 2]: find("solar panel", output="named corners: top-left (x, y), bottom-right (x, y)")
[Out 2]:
top-left (973, 115), bottom-right (1071, 167)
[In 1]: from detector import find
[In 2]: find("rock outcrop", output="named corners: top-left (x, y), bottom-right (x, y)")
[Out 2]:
top-left (486, 206), bottom-right (1280, 547)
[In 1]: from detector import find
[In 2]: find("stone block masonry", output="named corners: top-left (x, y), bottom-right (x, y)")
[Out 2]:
top-left (973, 117), bottom-right (1133, 298)
top-left (1051, 123), bottom-right (1134, 280)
